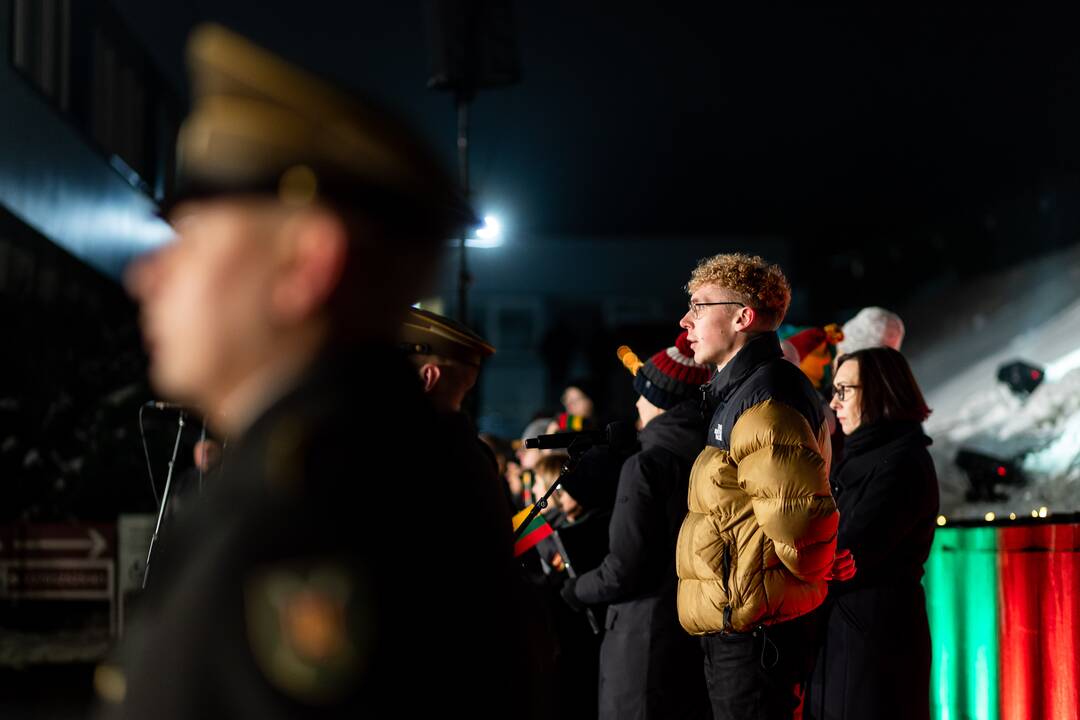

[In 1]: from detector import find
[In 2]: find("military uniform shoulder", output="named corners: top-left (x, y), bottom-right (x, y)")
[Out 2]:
top-left (244, 558), bottom-right (373, 706)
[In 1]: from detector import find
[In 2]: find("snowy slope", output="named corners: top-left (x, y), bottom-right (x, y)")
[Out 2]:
top-left (907, 244), bottom-right (1080, 518)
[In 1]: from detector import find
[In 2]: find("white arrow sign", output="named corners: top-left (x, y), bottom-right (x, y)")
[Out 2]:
top-left (2, 528), bottom-right (108, 558)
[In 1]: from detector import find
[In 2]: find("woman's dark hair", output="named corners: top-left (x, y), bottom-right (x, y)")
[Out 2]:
top-left (835, 347), bottom-right (931, 425)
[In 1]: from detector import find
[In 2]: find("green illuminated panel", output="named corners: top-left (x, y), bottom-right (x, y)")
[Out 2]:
top-left (923, 527), bottom-right (999, 720)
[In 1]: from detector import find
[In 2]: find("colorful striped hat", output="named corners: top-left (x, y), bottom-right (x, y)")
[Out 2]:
top-left (621, 331), bottom-right (711, 410)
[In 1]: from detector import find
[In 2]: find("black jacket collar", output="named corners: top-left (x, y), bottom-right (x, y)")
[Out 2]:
top-left (704, 331), bottom-right (783, 407)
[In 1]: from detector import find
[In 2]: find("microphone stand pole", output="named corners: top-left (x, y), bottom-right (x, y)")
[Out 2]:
top-left (513, 436), bottom-right (593, 542)
top-left (142, 410), bottom-right (186, 589)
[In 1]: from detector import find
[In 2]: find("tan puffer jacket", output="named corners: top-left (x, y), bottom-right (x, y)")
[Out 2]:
top-left (676, 333), bottom-right (838, 634)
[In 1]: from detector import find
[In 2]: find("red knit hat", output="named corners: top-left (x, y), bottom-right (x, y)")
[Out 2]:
top-left (620, 331), bottom-right (711, 410)
top-left (786, 324), bottom-right (844, 361)
top-left (786, 324), bottom-right (844, 389)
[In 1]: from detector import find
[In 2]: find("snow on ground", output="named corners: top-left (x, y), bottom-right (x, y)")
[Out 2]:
top-left (905, 244), bottom-right (1080, 519)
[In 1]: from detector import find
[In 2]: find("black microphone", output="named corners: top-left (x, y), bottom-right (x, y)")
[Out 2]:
top-left (144, 400), bottom-right (186, 410)
top-left (524, 422), bottom-right (636, 452)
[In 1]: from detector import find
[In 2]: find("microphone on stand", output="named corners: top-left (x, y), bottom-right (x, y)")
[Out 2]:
top-left (513, 422), bottom-right (637, 547)
top-left (524, 422), bottom-right (637, 453)
top-left (144, 400), bottom-right (187, 411)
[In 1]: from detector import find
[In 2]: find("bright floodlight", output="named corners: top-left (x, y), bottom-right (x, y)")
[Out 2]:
top-left (475, 215), bottom-right (501, 240)
top-left (465, 214), bottom-right (503, 248)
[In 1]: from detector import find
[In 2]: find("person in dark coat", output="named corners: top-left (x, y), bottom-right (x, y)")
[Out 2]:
top-left (807, 346), bottom-right (938, 720)
top-left (101, 24), bottom-right (529, 719)
top-left (561, 331), bottom-right (712, 720)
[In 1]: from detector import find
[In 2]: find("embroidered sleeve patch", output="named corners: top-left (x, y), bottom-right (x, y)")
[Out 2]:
top-left (245, 560), bottom-right (372, 705)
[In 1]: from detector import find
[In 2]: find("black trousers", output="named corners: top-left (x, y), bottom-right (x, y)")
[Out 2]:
top-left (700, 610), bottom-right (824, 720)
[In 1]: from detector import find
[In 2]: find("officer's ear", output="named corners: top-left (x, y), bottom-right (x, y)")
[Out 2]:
top-left (270, 209), bottom-right (348, 323)
top-left (419, 363), bottom-right (441, 392)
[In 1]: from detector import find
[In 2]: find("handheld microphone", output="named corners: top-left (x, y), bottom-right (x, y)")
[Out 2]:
top-left (144, 400), bottom-right (186, 410)
top-left (524, 422), bottom-right (636, 452)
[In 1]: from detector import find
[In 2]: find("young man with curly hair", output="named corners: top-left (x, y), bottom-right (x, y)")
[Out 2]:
top-left (676, 253), bottom-right (846, 719)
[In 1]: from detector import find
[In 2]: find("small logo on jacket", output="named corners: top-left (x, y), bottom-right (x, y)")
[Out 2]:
top-left (713, 424), bottom-right (723, 441)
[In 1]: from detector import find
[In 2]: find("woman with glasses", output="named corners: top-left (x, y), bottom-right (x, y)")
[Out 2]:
top-left (807, 347), bottom-right (938, 720)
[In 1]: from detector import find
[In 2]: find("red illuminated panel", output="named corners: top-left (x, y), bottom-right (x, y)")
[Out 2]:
top-left (998, 525), bottom-right (1080, 720)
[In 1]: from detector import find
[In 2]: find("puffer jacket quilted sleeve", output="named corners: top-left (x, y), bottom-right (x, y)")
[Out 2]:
top-left (729, 398), bottom-right (838, 583)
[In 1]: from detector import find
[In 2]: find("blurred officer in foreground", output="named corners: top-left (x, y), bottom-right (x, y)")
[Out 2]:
top-left (101, 23), bottom-right (527, 719)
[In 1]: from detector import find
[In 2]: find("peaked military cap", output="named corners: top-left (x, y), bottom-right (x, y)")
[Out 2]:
top-left (168, 23), bottom-right (475, 239)
top-left (400, 308), bottom-right (495, 368)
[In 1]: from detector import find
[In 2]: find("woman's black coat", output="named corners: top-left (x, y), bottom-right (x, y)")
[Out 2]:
top-left (808, 420), bottom-right (940, 720)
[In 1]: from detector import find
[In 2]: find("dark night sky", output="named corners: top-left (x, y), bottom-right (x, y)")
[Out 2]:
top-left (112, 2), bottom-right (1080, 314)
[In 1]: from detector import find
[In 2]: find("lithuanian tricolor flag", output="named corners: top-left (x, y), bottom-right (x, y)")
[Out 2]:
top-left (558, 413), bottom-right (585, 431)
top-left (512, 505), bottom-right (554, 557)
